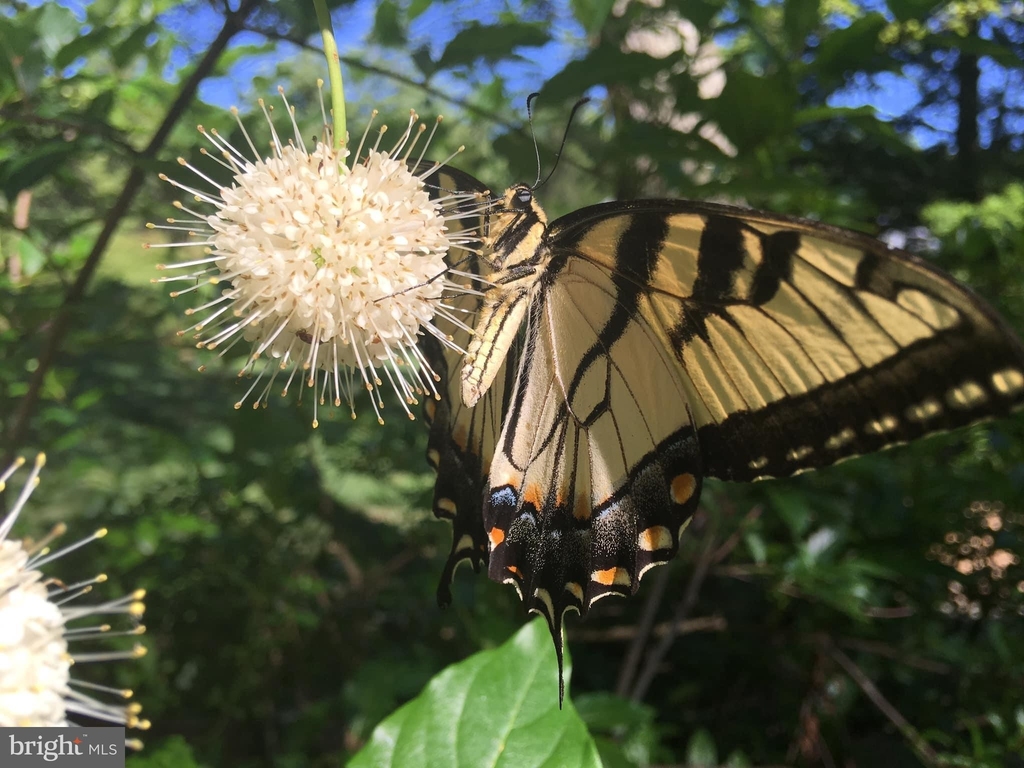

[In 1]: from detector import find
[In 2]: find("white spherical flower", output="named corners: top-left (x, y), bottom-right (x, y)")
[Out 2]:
top-left (150, 85), bottom-right (486, 427)
top-left (0, 456), bottom-right (148, 743)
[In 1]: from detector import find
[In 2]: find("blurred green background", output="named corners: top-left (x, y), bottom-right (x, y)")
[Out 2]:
top-left (2, 0), bottom-right (1023, 765)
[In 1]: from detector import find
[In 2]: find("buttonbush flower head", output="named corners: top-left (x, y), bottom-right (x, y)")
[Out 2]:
top-left (0, 455), bottom-right (148, 743)
top-left (150, 85), bottom-right (485, 426)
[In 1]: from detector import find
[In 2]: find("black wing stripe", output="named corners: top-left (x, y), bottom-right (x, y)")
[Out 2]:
top-left (692, 215), bottom-right (747, 301)
top-left (699, 325), bottom-right (1023, 480)
top-left (562, 212), bottom-right (668, 405)
top-left (750, 230), bottom-right (799, 305)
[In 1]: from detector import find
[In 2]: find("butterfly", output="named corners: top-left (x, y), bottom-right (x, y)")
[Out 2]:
top-left (418, 164), bottom-right (1024, 702)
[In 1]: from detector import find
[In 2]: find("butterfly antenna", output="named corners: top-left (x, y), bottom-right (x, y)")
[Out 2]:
top-left (527, 92), bottom-right (542, 188)
top-left (534, 96), bottom-right (590, 191)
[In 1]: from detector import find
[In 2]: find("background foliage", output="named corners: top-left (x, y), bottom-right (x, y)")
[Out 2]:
top-left (2, 0), bottom-right (1023, 765)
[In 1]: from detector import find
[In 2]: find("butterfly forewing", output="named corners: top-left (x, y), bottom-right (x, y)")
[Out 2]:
top-left (546, 201), bottom-right (1024, 481)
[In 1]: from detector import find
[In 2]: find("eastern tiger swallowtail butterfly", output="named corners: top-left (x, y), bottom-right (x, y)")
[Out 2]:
top-left (419, 164), bottom-right (1024, 701)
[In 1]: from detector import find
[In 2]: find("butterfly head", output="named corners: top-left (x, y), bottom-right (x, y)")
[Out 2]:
top-left (508, 183), bottom-right (534, 211)
top-left (482, 183), bottom-right (548, 259)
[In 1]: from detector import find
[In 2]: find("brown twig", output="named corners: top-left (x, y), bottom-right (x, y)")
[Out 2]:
top-left (862, 605), bottom-right (916, 619)
top-left (1, 0), bottom-right (262, 458)
top-left (713, 563), bottom-right (775, 579)
top-left (616, 504), bottom-right (758, 697)
top-left (710, 505), bottom-right (763, 564)
top-left (574, 615), bottom-right (726, 643)
top-left (614, 555), bottom-right (673, 697)
top-left (630, 525), bottom-right (719, 702)
top-left (787, 646), bottom-right (836, 768)
top-left (836, 637), bottom-right (950, 675)
top-left (830, 645), bottom-right (940, 765)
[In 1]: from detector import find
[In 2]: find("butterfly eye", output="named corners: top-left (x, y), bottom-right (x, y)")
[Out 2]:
top-left (514, 189), bottom-right (533, 208)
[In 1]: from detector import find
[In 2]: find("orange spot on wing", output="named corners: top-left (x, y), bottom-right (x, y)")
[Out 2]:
top-left (522, 483), bottom-right (543, 510)
top-left (639, 525), bottom-right (673, 552)
top-left (488, 526), bottom-right (505, 548)
top-left (671, 473), bottom-right (696, 505)
top-left (506, 565), bottom-right (521, 577)
top-left (591, 567), bottom-right (630, 587)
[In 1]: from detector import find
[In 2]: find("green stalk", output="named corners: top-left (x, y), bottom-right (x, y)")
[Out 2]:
top-left (313, 0), bottom-right (346, 149)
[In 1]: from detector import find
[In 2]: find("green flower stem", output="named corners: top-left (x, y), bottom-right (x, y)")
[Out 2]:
top-left (313, 0), bottom-right (346, 149)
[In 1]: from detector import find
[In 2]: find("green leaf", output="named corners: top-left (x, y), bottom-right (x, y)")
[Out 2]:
top-left (812, 13), bottom-right (890, 85)
top-left (685, 728), bottom-right (718, 766)
top-left (571, 0), bottom-right (616, 35)
top-left (574, 691), bottom-right (653, 732)
top-left (743, 531), bottom-right (768, 565)
top-left (372, 0), bottom-right (406, 47)
top-left (408, 0), bottom-right (433, 20)
top-left (38, 4), bottom-right (80, 59)
top-left (888, 0), bottom-right (939, 22)
top-left (0, 141), bottom-right (81, 198)
top-left (769, 488), bottom-right (812, 538)
top-left (724, 748), bottom-right (753, 767)
top-left (710, 69), bottom-right (796, 151)
top-left (349, 618), bottom-right (602, 768)
top-left (542, 47), bottom-right (667, 102)
top-left (783, 0), bottom-right (819, 51)
top-left (437, 23), bottom-right (549, 70)
top-left (411, 45), bottom-right (436, 78)
top-left (17, 236), bottom-right (46, 277)
top-left (113, 22), bottom-right (157, 69)
top-left (929, 32), bottom-right (1024, 68)
top-left (120, 735), bottom-right (203, 768)
top-left (54, 26), bottom-right (117, 69)
top-left (792, 104), bottom-right (877, 125)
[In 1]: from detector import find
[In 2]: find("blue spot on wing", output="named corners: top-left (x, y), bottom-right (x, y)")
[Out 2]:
top-left (490, 486), bottom-right (518, 510)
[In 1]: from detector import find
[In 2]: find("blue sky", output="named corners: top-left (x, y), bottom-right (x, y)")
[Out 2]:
top-left (32, 0), bottom-right (1024, 151)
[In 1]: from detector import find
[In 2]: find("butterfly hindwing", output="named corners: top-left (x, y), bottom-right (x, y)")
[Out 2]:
top-left (418, 165), bottom-right (515, 606)
top-left (484, 252), bottom-right (704, 693)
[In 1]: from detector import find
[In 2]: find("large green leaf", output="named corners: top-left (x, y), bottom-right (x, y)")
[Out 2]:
top-left (436, 22), bottom-right (549, 69)
top-left (371, 0), bottom-right (406, 47)
top-left (708, 69), bottom-right (797, 151)
top-left (888, 0), bottom-right (940, 22)
top-left (783, 0), bottom-right (819, 51)
top-left (571, 0), bottom-right (616, 35)
top-left (349, 618), bottom-right (602, 768)
top-left (542, 46), bottom-right (668, 102)
top-left (810, 13), bottom-right (891, 85)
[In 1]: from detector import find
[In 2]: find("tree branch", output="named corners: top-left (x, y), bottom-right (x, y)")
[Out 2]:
top-left (630, 520), bottom-right (718, 702)
top-left (830, 645), bottom-right (940, 765)
top-left (614, 562), bottom-right (673, 697)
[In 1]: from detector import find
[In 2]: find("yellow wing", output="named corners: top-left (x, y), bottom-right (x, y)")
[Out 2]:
top-left (480, 199), bottom-right (1024, 684)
